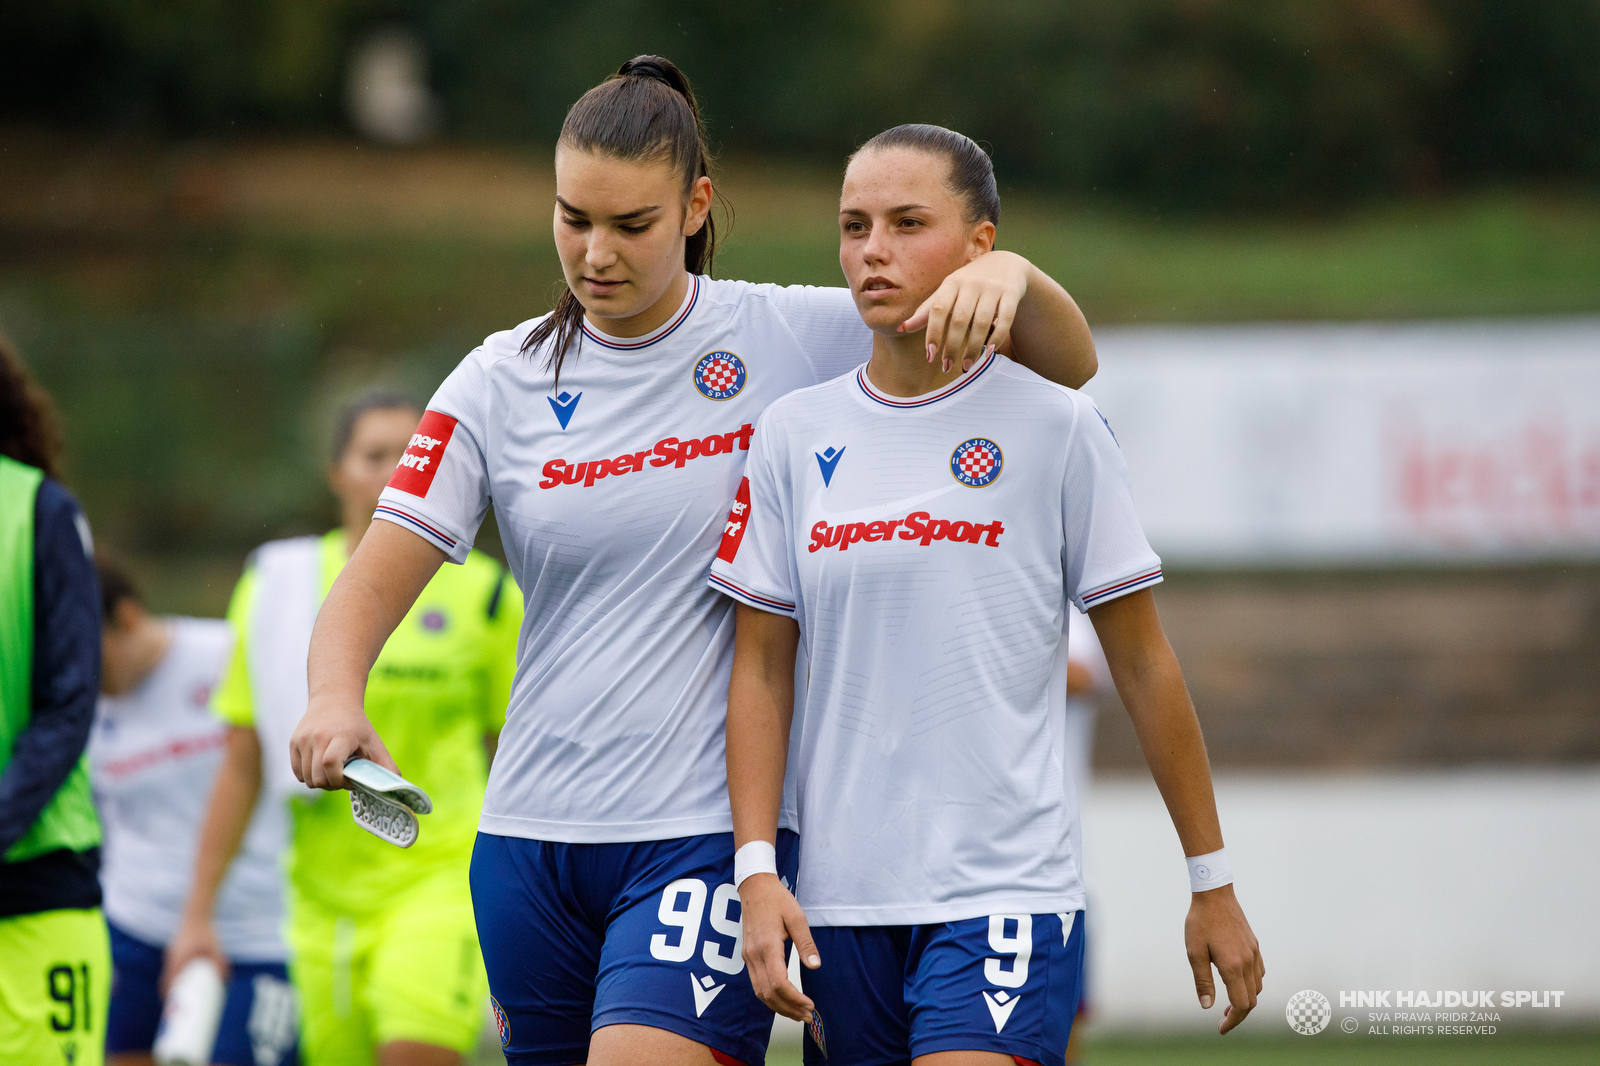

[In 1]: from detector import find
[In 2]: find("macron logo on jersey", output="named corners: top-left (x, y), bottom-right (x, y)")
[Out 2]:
top-left (387, 411), bottom-right (458, 498)
top-left (810, 511), bottom-right (1005, 553)
top-left (548, 390), bottom-right (581, 430)
top-left (815, 446), bottom-right (845, 487)
top-left (718, 478), bottom-right (751, 562)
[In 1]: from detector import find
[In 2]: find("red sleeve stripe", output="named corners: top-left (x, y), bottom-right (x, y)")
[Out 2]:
top-left (709, 572), bottom-right (796, 614)
top-left (1081, 568), bottom-right (1163, 607)
top-left (374, 504), bottom-right (458, 549)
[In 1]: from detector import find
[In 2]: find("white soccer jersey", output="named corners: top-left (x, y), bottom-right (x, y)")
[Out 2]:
top-left (709, 351), bottom-right (1162, 925)
top-left (89, 617), bottom-right (287, 960)
top-left (374, 276), bottom-right (870, 843)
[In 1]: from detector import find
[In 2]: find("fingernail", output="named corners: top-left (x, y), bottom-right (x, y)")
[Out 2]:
top-left (926, 343), bottom-right (936, 362)
top-left (1201, 995), bottom-right (1213, 1009)
top-left (806, 954), bottom-right (820, 967)
top-left (985, 343), bottom-right (996, 358)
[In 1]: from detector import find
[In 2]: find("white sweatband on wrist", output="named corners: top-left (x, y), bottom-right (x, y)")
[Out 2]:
top-left (1187, 849), bottom-right (1233, 893)
top-left (734, 840), bottom-right (778, 889)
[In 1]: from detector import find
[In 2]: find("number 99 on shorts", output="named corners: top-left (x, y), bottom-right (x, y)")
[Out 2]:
top-left (648, 878), bottom-right (746, 976)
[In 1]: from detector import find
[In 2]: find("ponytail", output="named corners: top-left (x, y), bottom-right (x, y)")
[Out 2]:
top-left (521, 55), bottom-right (719, 388)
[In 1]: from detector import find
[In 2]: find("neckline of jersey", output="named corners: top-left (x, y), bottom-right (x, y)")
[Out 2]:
top-left (854, 348), bottom-right (997, 409)
top-left (579, 275), bottom-right (701, 351)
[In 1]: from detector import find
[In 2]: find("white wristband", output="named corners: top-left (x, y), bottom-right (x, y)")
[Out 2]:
top-left (1187, 849), bottom-right (1233, 893)
top-left (734, 840), bottom-right (778, 889)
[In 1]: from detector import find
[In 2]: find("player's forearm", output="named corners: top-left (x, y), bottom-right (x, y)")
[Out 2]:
top-left (307, 520), bottom-right (443, 705)
top-left (1005, 257), bottom-right (1097, 389)
top-left (1118, 651), bottom-right (1225, 857)
top-left (1091, 590), bottom-right (1224, 857)
top-left (726, 605), bottom-right (799, 848)
top-left (181, 726), bottom-right (261, 923)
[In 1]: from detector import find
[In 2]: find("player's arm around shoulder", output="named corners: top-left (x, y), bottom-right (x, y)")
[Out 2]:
top-left (903, 249), bottom-right (1097, 385)
top-left (292, 521), bottom-right (446, 790)
top-left (1088, 589), bottom-right (1265, 1034)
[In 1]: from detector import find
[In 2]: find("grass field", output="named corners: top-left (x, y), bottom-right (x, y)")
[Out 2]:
top-left (466, 1030), bottom-right (1600, 1066)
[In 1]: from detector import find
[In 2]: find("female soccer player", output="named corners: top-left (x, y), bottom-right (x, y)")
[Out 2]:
top-left (0, 337), bottom-right (110, 1066)
top-left (167, 389), bottom-right (520, 1066)
top-left (92, 559), bottom-right (296, 1066)
top-left (289, 58), bottom-right (1096, 1066)
top-left (713, 125), bottom-right (1264, 1066)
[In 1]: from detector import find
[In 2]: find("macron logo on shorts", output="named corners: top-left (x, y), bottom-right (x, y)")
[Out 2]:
top-left (387, 410), bottom-right (458, 498)
top-left (717, 478), bottom-right (751, 563)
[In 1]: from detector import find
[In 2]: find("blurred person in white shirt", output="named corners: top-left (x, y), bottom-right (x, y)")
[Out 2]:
top-left (91, 559), bottom-right (296, 1066)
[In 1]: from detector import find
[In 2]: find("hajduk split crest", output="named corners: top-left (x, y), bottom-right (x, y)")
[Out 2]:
top-left (694, 351), bottom-right (747, 400)
top-left (951, 437), bottom-right (1003, 487)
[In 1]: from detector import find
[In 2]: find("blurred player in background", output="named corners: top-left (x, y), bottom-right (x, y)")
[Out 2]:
top-left (288, 55), bottom-right (1097, 1066)
top-left (0, 337), bottom-right (110, 1066)
top-left (91, 559), bottom-right (297, 1066)
top-left (166, 388), bottom-right (521, 1066)
top-left (1061, 606), bottom-right (1108, 1066)
top-left (720, 125), bottom-right (1264, 1065)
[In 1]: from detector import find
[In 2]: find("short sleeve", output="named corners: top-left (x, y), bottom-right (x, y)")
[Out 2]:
top-left (708, 415), bottom-right (797, 616)
top-left (1062, 399), bottom-right (1164, 612)
top-left (479, 564), bottom-right (523, 734)
top-left (211, 565), bottom-right (258, 728)
top-left (374, 352), bottom-right (493, 564)
top-left (756, 284), bottom-right (872, 384)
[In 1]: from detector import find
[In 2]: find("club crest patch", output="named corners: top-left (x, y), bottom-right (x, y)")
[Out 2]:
top-left (951, 437), bottom-right (1003, 487)
top-left (491, 996), bottom-right (510, 1047)
top-left (694, 351), bottom-right (747, 400)
top-left (807, 1008), bottom-right (828, 1058)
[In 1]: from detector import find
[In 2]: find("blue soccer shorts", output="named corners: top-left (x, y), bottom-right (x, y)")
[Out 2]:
top-left (801, 910), bottom-right (1084, 1066)
top-left (470, 830), bottom-right (800, 1066)
top-left (105, 922), bottom-right (299, 1066)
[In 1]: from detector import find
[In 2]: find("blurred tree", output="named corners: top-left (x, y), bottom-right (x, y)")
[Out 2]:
top-left (0, 0), bottom-right (363, 127)
top-left (2, 0), bottom-right (1597, 207)
top-left (1433, 0), bottom-right (1600, 180)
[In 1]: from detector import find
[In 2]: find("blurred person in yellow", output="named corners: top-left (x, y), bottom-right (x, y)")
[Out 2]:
top-left (0, 336), bottom-right (111, 1066)
top-left (165, 387), bottom-right (522, 1066)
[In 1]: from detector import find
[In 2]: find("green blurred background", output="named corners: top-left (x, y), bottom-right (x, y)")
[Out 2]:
top-left (4, 1), bottom-right (1599, 614)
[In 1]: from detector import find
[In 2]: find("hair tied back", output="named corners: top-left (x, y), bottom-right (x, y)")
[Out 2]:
top-left (617, 55), bottom-right (697, 108)
top-left (521, 54), bottom-right (717, 390)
